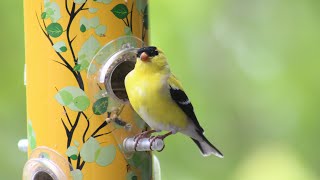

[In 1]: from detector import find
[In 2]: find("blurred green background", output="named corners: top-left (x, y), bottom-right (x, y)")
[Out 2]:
top-left (2, 0), bottom-right (320, 179)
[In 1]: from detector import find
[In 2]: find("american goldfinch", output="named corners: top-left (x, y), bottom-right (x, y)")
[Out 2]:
top-left (124, 46), bottom-right (223, 158)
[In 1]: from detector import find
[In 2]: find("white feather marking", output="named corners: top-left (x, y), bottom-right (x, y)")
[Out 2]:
top-left (179, 99), bottom-right (190, 105)
top-left (170, 84), bottom-right (180, 90)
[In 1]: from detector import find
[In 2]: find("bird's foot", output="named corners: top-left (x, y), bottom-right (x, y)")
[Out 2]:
top-left (133, 129), bottom-right (157, 151)
top-left (149, 131), bottom-right (173, 152)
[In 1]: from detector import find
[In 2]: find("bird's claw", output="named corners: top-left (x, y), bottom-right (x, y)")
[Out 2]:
top-left (133, 130), bottom-right (157, 151)
top-left (149, 131), bottom-right (172, 151)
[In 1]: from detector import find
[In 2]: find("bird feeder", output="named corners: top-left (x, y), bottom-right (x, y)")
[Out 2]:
top-left (22, 0), bottom-right (160, 179)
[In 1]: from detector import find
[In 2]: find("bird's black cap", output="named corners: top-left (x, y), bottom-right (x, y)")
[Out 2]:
top-left (137, 46), bottom-right (159, 58)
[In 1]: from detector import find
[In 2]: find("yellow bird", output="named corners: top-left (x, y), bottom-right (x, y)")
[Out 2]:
top-left (124, 46), bottom-right (223, 157)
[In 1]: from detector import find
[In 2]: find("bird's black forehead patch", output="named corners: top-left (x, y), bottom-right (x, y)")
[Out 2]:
top-left (137, 46), bottom-right (159, 57)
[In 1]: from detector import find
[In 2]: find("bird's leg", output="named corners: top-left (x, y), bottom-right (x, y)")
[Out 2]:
top-left (133, 129), bottom-right (157, 151)
top-left (149, 131), bottom-right (173, 152)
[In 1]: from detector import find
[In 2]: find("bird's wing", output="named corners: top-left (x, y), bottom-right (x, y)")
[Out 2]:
top-left (168, 74), bottom-right (204, 133)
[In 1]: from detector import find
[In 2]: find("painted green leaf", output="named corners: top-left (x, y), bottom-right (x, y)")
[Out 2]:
top-left (53, 41), bottom-right (67, 53)
top-left (66, 146), bottom-right (78, 157)
top-left (60, 46), bottom-right (67, 52)
top-left (70, 154), bottom-right (78, 160)
top-left (44, 2), bottom-right (61, 22)
top-left (44, 0), bottom-right (50, 7)
top-left (41, 12), bottom-right (47, 19)
top-left (95, 145), bottom-right (116, 166)
top-left (73, 96), bottom-right (90, 111)
top-left (74, 140), bottom-right (80, 147)
top-left (27, 120), bottom-right (36, 150)
top-left (80, 137), bottom-right (100, 162)
top-left (92, 97), bottom-right (108, 115)
top-left (74, 64), bottom-right (81, 72)
top-left (95, 25), bottom-right (107, 36)
top-left (55, 86), bottom-right (90, 112)
top-left (89, 8), bottom-right (98, 13)
top-left (71, 169), bottom-right (83, 180)
top-left (30, 135), bottom-right (36, 150)
top-left (126, 171), bottom-right (137, 180)
top-left (88, 63), bottom-right (98, 75)
top-left (78, 36), bottom-right (101, 72)
top-left (136, 0), bottom-right (147, 13)
top-left (111, 4), bottom-right (129, 19)
top-left (54, 90), bottom-right (73, 106)
top-left (80, 24), bottom-right (86, 32)
top-left (80, 17), bottom-right (100, 30)
top-left (74, 0), bottom-right (86, 4)
top-left (94, 0), bottom-right (112, 4)
top-left (89, 17), bottom-right (100, 28)
top-left (124, 26), bottom-right (132, 35)
top-left (46, 23), bottom-right (63, 38)
top-left (80, 17), bottom-right (89, 31)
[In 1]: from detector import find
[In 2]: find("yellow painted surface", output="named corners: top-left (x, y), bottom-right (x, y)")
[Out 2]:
top-left (24, 0), bottom-right (151, 179)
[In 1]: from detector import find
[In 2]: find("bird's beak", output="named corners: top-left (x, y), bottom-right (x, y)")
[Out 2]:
top-left (140, 52), bottom-right (150, 62)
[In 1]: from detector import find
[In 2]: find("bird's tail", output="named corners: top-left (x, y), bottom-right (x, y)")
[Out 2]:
top-left (191, 134), bottom-right (223, 158)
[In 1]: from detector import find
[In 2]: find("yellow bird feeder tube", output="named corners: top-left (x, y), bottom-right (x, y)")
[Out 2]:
top-left (23, 0), bottom-right (155, 179)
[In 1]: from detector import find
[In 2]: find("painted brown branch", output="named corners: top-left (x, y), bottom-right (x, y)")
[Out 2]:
top-left (70, 35), bottom-right (77, 44)
top-left (97, 83), bottom-right (102, 90)
top-left (63, 106), bottom-right (72, 127)
top-left (81, 8), bottom-right (89, 11)
top-left (81, 112), bottom-right (90, 143)
top-left (125, 16), bottom-right (130, 29)
top-left (76, 152), bottom-right (82, 169)
top-left (93, 129), bottom-right (114, 138)
top-left (65, 2), bottom-right (88, 90)
top-left (52, 59), bottom-right (67, 68)
top-left (130, 2), bottom-right (134, 32)
top-left (36, 12), bottom-right (83, 89)
top-left (122, 19), bottom-right (129, 26)
top-left (79, 160), bottom-right (85, 170)
top-left (65, 0), bottom-right (70, 15)
top-left (66, 3), bottom-right (77, 64)
top-left (74, 1), bottom-right (88, 15)
top-left (61, 118), bottom-right (70, 135)
top-left (88, 112), bottom-right (111, 141)
top-left (67, 112), bottom-right (81, 147)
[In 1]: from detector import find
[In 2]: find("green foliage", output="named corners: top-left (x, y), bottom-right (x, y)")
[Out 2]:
top-left (94, 0), bottom-right (112, 4)
top-left (95, 25), bottom-right (107, 36)
top-left (89, 8), bottom-right (98, 13)
top-left (92, 97), bottom-right (108, 115)
top-left (111, 4), bottom-right (129, 19)
top-left (124, 26), bottom-right (132, 35)
top-left (95, 145), bottom-right (116, 166)
top-left (46, 23), bottom-right (63, 38)
top-left (43, 1), bottom-right (61, 22)
top-left (54, 86), bottom-right (90, 111)
top-left (80, 24), bottom-right (86, 32)
top-left (80, 137), bottom-right (100, 162)
top-left (27, 120), bottom-right (36, 150)
top-left (53, 41), bottom-right (67, 53)
top-left (136, 0), bottom-right (147, 14)
top-left (80, 137), bottom-right (116, 166)
top-left (77, 35), bottom-right (101, 71)
top-left (74, 0), bottom-right (86, 4)
top-left (71, 169), bottom-right (83, 180)
top-left (41, 12), bottom-right (46, 19)
top-left (73, 64), bottom-right (81, 72)
top-left (73, 96), bottom-right (90, 111)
